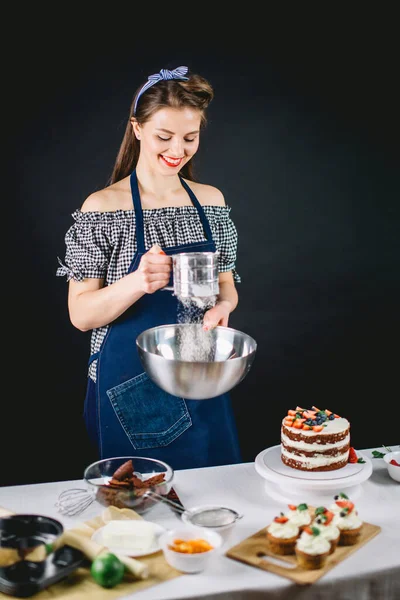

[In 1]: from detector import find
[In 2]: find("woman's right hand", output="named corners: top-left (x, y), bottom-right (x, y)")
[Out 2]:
top-left (136, 244), bottom-right (172, 294)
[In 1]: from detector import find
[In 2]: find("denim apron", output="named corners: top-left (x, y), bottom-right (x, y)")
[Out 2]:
top-left (85, 169), bottom-right (242, 470)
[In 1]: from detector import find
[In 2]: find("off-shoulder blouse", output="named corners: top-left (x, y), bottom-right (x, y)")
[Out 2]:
top-left (57, 205), bottom-right (241, 381)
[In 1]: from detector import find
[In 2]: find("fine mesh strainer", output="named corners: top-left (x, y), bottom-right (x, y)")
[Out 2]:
top-left (181, 505), bottom-right (243, 530)
top-left (145, 492), bottom-right (243, 530)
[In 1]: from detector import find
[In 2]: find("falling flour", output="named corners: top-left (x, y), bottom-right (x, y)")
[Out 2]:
top-left (176, 295), bottom-right (217, 362)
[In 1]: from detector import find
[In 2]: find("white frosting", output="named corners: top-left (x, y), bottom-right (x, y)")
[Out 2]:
top-left (333, 510), bottom-right (362, 530)
top-left (282, 416), bottom-right (349, 435)
top-left (314, 523), bottom-right (340, 541)
top-left (267, 520), bottom-right (299, 539)
top-left (287, 508), bottom-right (312, 527)
top-left (281, 431), bottom-right (350, 452)
top-left (296, 530), bottom-right (331, 555)
top-left (281, 446), bottom-right (349, 468)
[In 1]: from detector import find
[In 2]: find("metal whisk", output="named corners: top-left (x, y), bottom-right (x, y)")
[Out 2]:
top-left (55, 488), bottom-right (95, 517)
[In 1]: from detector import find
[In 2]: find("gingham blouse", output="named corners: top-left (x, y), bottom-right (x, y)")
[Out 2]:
top-left (57, 206), bottom-right (241, 381)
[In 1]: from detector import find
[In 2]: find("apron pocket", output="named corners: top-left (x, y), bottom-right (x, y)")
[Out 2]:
top-left (106, 372), bottom-right (192, 450)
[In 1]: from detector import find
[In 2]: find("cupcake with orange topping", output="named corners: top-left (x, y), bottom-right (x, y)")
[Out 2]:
top-left (313, 506), bottom-right (340, 554)
top-left (266, 512), bottom-right (300, 555)
top-left (330, 492), bottom-right (363, 546)
top-left (286, 503), bottom-right (312, 530)
top-left (295, 525), bottom-right (331, 569)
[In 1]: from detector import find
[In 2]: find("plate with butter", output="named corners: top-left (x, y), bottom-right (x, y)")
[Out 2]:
top-left (92, 519), bottom-right (166, 557)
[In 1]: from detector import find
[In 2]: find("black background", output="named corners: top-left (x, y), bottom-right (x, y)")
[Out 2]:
top-left (5, 13), bottom-right (399, 486)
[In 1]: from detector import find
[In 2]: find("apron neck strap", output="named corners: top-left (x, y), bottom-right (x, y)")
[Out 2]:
top-left (178, 175), bottom-right (213, 241)
top-left (130, 169), bottom-right (214, 254)
top-left (130, 169), bottom-right (146, 253)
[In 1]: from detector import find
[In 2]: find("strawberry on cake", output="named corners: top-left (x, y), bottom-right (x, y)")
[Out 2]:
top-left (281, 406), bottom-right (350, 471)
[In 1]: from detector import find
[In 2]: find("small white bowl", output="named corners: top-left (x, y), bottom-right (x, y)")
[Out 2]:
top-left (384, 451), bottom-right (400, 482)
top-left (159, 525), bottom-right (222, 573)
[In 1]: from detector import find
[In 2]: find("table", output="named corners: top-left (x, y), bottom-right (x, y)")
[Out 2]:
top-left (1, 447), bottom-right (399, 599)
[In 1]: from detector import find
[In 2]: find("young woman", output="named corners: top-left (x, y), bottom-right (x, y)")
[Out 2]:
top-left (57, 66), bottom-right (242, 469)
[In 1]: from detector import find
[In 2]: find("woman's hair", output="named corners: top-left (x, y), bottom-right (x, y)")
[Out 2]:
top-left (108, 72), bottom-right (214, 185)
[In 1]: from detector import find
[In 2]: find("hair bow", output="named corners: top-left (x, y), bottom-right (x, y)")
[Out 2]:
top-left (133, 66), bottom-right (189, 114)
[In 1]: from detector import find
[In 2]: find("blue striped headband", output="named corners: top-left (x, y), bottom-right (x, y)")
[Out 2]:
top-left (133, 66), bottom-right (189, 115)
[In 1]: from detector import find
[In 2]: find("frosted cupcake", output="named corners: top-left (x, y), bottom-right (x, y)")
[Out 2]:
top-left (330, 493), bottom-right (363, 546)
top-left (295, 526), bottom-right (331, 569)
top-left (313, 507), bottom-right (340, 554)
top-left (286, 503), bottom-right (312, 530)
top-left (266, 513), bottom-right (300, 555)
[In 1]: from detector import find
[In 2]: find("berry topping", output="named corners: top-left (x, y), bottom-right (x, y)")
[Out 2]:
top-left (274, 513), bottom-right (288, 523)
top-left (390, 459), bottom-right (400, 466)
top-left (304, 526), bottom-right (320, 536)
top-left (348, 447), bottom-right (358, 463)
top-left (284, 407), bottom-right (341, 430)
top-left (336, 500), bottom-right (355, 514)
top-left (334, 492), bottom-right (348, 501)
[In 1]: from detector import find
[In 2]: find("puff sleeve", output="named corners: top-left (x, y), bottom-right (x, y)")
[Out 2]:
top-left (206, 206), bottom-right (241, 283)
top-left (56, 210), bottom-right (112, 282)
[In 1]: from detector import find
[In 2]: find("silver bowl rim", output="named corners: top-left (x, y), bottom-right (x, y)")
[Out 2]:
top-left (136, 324), bottom-right (257, 364)
top-left (83, 455), bottom-right (174, 489)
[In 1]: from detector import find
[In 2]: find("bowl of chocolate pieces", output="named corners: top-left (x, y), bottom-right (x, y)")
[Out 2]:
top-left (83, 456), bottom-right (174, 516)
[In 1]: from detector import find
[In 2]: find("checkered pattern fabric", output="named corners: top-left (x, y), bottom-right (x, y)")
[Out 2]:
top-left (57, 205), bottom-right (241, 381)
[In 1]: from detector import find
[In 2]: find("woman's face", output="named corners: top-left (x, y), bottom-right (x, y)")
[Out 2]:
top-left (133, 107), bottom-right (202, 174)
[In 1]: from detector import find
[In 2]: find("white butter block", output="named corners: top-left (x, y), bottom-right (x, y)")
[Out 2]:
top-left (102, 519), bottom-right (156, 550)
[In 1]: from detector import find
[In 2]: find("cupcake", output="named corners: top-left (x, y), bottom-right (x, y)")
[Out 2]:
top-left (286, 503), bottom-right (312, 530)
top-left (313, 507), bottom-right (340, 554)
top-left (295, 525), bottom-right (331, 569)
top-left (330, 493), bottom-right (363, 546)
top-left (266, 513), bottom-right (300, 555)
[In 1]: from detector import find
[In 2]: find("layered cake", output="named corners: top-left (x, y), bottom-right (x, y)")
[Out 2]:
top-left (281, 406), bottom-right (350, 471)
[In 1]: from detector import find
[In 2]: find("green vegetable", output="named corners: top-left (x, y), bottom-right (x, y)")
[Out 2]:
top-left (91, 552), bottom-right (125, 588)
top-left (45, 543), bottom-right (54, 555)
top-left (372, 450), bottom-right (386, 459)
top-left (372, 445), bottom-right (392, 459)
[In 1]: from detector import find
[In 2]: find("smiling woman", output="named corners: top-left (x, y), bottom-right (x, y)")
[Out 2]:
top-left (56, 65), bottom-right (243, 470)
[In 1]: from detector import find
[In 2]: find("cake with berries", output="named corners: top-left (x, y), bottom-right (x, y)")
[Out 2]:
top-left (281, 406), bottom-right (350, 471)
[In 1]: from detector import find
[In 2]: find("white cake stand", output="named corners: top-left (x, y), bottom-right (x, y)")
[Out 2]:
top-left (254, 445), bottom-right (372, 505)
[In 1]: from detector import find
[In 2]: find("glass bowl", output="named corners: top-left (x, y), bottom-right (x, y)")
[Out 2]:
top-left (83, 456), bottom-right (174, 516)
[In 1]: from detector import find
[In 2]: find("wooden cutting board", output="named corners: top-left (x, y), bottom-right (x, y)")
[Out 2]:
top-left (225, 519), bottom-right (381, 585)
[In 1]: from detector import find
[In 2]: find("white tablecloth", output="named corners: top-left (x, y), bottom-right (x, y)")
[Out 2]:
top-left (1, 447), bottom-right (399, 600)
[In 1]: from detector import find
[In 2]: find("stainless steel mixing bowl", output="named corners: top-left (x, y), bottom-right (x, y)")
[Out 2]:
top-left (136, 324), bottom-right (257, 399)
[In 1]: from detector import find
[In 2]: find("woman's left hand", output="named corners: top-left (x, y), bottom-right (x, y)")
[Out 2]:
top-left (203, 301), bottom-right (231, 330)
